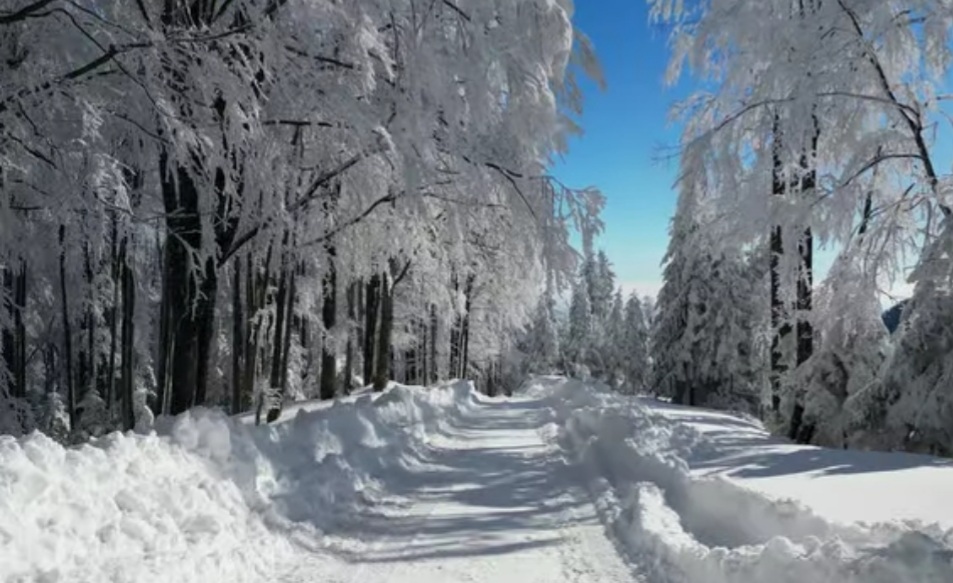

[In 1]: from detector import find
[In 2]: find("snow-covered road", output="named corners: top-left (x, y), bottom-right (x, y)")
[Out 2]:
top-left (5, 378), bottom-right (953, 583)
top-left (303, 395), bottom-right (637, 583)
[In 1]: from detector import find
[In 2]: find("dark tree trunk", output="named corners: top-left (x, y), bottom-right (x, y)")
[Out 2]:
top-left (78, 244), bottom-right (93, 407)
top-left (59, 226), bottom-right (76, 433)
top-left (1, 268), bottom-right (12, 398)
top-left (266, 257), bottom-right (289, 422)
top-left (120, 240), bottom-right (136, 432)
top-left (461, 274), bottom-right (475, 380)
top-left (279, 269), bottom-right (296, 398)
top-left (157, 2), bottom-right (239, 417)
top-left (107, 217), bottom-right (120, 415)
top-left (2, 260), bottom-right (27, 404)
top-left (320, 247), bottom-right (337, 401)
top-left (420, 316), bottom-right (428, 386)
top-left (159, 150), bottom-right (218, 415)
top-left (769, 116), bottom-right (790, 413)
top-left (430, 304), bottom-right (438, 384)
top-left (789, 121), bottom-right (819, 444)
top-left (231, 260), bottom-right (245, 415)
top-left (363, 275), bottom-right (381, 385)
top-left (248, 255), bottom-right (266, 425)
top-left (343, 281), bottom-right (355, 395)
top-left (373, 275), bottom-right (393, 391)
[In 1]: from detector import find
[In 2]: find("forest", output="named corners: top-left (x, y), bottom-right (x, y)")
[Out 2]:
top-left (526, 0), bottom-right (953, 458)
top-left (0, 0), bottom-right (603, 440)
top-left (642, 0), bottom-right (953, 455)
top-left (6, 0), bottom-right (953, 460)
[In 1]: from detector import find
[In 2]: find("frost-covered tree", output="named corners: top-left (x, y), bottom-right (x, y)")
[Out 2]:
top-left (603, 288), bottom-right (626, 386)
top-left (651, 0), bottom-right (953, 443)
top-left (874, 225), bottom-right (953, 455)
top-left (800, 251), bottom-right (888, 448)
top-left (0, 0), bottom-right (605, 436)
top-left (566, 275), bottom-right (593, 373)
top-left (523, 283), bottom-right (561, 374)
top-left (622, 293), bottom-right (650, 395)
top-left (652, 175), bottom-right (761, 412)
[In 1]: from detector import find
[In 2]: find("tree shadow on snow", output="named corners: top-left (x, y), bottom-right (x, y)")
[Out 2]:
top-left (259, 396), bottom-right (597, 564)
top-left (690, 433), bottom-right (953, 479)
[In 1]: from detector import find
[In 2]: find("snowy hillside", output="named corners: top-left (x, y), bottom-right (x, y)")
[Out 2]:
top-left (3, 378), bottom-right (952, 582)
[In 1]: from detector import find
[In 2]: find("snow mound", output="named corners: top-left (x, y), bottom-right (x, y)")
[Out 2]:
top-left (534, 377), bottom-right (953, 583)
top-left (0, 381), bottom-right (480, 583)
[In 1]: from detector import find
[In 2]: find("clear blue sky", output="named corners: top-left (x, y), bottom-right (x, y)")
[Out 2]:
top-left (552, 0), bottom-right (690, 299)
top-left (552, 1), bottom-right (947, 304)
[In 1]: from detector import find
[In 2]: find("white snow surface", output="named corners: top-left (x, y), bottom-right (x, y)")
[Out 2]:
top-left (526, 376), bottom-right (953, 583)
top-left (2, 376), bottom-right (953, 582)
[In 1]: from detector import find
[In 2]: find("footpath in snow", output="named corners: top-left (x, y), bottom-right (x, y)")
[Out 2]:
top-left (2, 376), bottom-right (953, 582)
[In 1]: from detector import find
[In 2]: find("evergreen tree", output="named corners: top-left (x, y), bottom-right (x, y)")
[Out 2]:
top-left (651, 179), bottom-right (761, 412)
top-left (41, 391), bottom-right (71, 444)
top-left (77, 388), bottom-right (108, 439)
top-left (524, 287), bottom-right (561, 374)
top-left (799, 250), bottom-right (888, 448)
top-left (873, 225), bottom-right (953, 455)
top-left (567, 276), bottom-right (593, 377)
top-left (605, 289), bottom-right (626, 386)
top-left (623, 293), bottom-right (650, 395)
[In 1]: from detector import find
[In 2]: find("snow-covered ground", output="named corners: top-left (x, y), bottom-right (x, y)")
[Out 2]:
top-left (2, 377), bottom-right (952, 582)
top-left (527, 376), bottom-right (953, 582)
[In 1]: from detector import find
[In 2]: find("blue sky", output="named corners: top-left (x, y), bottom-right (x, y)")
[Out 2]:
top-left (552, 1), bottom-right (951, 304)
top-left (552, 0), bottom-right (690, 299)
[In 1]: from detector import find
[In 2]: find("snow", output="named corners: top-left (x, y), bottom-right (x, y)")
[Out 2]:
top-left (4, 376), bottom-right (953, 582)
top-left (527, 376), bottom-right (953, 582)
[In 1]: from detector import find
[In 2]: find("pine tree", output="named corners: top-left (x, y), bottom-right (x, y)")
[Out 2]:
top-left (605, 289), bottom-right (626, 386)
top-left (567, 276), bottom-right (593, 377)
top-left (873, 225), bottom-right (953, 455)
top-left (799, 248), bottom-right (888, 448)
top-left (524, 287), bottom-right (561, 374)
top-left (623, 293), bottom-right (650, 394)
top-left (651, 176), bottom-right (761, 412)
top-left (77, 388), bottom-right (109, 439)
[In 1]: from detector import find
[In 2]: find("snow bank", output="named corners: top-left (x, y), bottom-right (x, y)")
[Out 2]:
top-left (0, 381), bottom-right (481, 583)
top-left (528, 376), bottom-right (953, 583)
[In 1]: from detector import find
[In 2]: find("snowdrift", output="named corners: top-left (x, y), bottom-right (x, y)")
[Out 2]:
top-left (0, 381), bottom-right (480, 583)
top-left (527, 376), bottom-right (953, 583)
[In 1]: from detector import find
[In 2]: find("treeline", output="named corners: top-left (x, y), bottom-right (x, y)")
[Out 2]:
top-left (0, 0), bottom-right (603, 440)
top-left (650, 0), bottom-right (953, 456)
top-left (521, 249), bottom-right (654, 393)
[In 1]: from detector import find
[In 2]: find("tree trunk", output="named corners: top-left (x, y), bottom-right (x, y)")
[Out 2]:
top-left (107, 217), bottom-right (120, 415)
top-left (343, 281), bottom-right (355, 395)
top-left (2, 260), bottom-right (27, 404)
top-left (159, 150), bottom-right (218, 415)
top-left (266, 256), bottom-right (289, 422)
top-left (320, 248), bottom-right (338, 400)
top-left (430, 304), bottom-right (438, 384)
top-left (373, 275), bottom-right (393, 391)
top-left (461, 274), bottom-right (475, 380)
top-left (59, 225), bottom-right (76, 434)
top-left (420, 316), bottom-right (428, 386)
top-left (231, 260), bottom-right (245, 415)
top-left (279, 269), bottom-right (296, 398)
top-left (789, 121), bottom-right (819, 444)
top-left (769, 116), bottom-right (790, 413)
top-left (120, 239), bottom-right (136, 432)
top-left (248, 254), bottom-right (265, 425)
top-left (363, 275), bottom-right (381, 385)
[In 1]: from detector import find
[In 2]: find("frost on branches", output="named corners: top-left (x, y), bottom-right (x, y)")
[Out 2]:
top-left (651, 173), bottom-right (763, 414)
top-left (0, 0), bottom-right (603, 439)
top-left (651, 0), bottom-right (953, 452)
